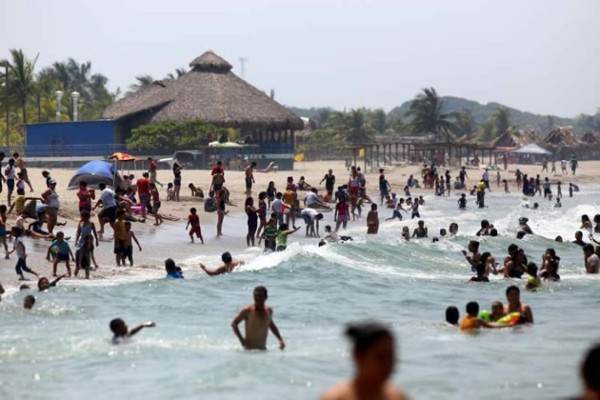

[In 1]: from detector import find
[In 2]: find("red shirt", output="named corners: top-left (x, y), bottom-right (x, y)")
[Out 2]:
top-left (149, 160), bottom-right (157, 172)
top-left (77, 188), bottom-right (92, 208)
top-left (137, 178), bottom-right (150, 194)
top-left (188, 213), bottom-right (200, 227)
top-left (211, 166), bottom-right (224, 176)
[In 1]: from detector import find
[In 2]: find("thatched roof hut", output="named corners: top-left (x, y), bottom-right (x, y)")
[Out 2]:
top-left (103, 50), bottom-right (303, 140)
top-left (493, 129), bottom-right (540, 150)
top-left (543, 126), bottom-right (581, 146)
top-left (581, 131), bottom-right (600, 144)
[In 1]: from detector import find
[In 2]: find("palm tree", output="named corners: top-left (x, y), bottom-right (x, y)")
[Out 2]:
top-left (344, 109), bottom-right (376, 144)
top-left (406, 87), bottom-right (456, 139)
top-left (129, 74), bottom-right (155, 92)
top-left (493, 107), bottom-right (510, 136)
top-left (2, 49), bottom-right (39, 124)
top-left (165, 68), bottom-right (186, 80)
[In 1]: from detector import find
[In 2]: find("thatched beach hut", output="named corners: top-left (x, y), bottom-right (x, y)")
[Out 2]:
top-left (103, 50), bottom-right (304, 168)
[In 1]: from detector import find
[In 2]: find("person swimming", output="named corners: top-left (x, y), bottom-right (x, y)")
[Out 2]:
top-left (445, 306), bottom-right (459, 325)
top-left (110, 318), bottom-right (156, 344)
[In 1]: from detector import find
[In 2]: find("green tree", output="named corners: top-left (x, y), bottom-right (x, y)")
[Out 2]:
top-left (406, 87), bottom-right (456, 139)
top-left (129, 75), bottom-right (155, 92)
top-left (127, 120), bottom-right (226, 151)
top-left (2, 49), bottom-right (39, 124)
top-left (493, 107), bottom-right (510, 136)
top-left (367, 108), bottom-right (387, 134)
top-left (453, 110), bottom-right (475, 138)
top-left (344, 109), bottom-right (376, 144)
top-left (386, 113), bottom-right (405, 133)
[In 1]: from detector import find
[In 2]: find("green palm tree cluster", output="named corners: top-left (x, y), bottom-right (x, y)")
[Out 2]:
top-left (406, 87), bottom-right (457, 140)
top-left (128, 67), bottom-right (187, 93)
top-left (1, 48), bottom-right (116, 136)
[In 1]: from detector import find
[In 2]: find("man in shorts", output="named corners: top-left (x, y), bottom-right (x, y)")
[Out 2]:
top-left (245, 162), bottom-right (256, 198)
top-left (94, 183), bottom-right (117, 235)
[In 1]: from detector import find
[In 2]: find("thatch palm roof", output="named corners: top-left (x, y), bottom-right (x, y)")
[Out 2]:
top-left (543, 126), bottom-right (581, 146)
top-left (493, 129), bottom-right (540, 149)
top-left (103, 50), bottom-right (303, 131)
top-left (581, 132), bottom-right (600, 144)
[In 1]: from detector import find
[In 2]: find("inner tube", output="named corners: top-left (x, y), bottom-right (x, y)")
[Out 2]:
top-left (496, 312), bottom-right (522, 326)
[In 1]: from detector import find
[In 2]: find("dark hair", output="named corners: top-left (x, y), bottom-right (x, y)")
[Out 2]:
top-left (506, 285), bottom-right (520, 296)
top-left (99, 183), bottom-right (106, 189)
top-left (279, 223), bottom-right (288, 231)
top-left (475, 263), bottom-right (485, 277)
top-left (221, 252), bottom-right (232, 264)
top-left (165, 258), bottom-right (177, 273)
top-left (259, 191), bottom-right (267, 200)
top-left (584, 244), bottom-right (595, 254)
top-left (490, 229), bottom-right (498, 237)
top-left (527, 262), bottom-right (538, 276)
top-left (582, 343), bottom-right (600, 392)
top-left (445, 306), bottom-right (459, 324)
top-left (245, 197), bottom-right (253, 207)
top-left (345, 321), bottom-right (394, 354)
top-left (190, 207), bottom-right (197, 213)
top-left (555, 235), bottom-right (563, 242)
top-left (468, 240), bottom-right (480, 251)
top-left (481, 220), bottom-right (489, 228)
top-left (516, 231), bottom-right (526, 239)
top-left (466, 301), bottom-right (479, 315)
top-left (254, 286), bottom-right (268, 298)
top-left (110, 318), bottom-right (125, 333)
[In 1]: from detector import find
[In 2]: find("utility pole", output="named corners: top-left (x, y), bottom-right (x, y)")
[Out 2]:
top-left (239, 57), bottom-right (248, 79)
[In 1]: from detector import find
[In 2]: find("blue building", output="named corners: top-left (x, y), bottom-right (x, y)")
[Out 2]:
top-left (24, 120), bottom-right (121, 157)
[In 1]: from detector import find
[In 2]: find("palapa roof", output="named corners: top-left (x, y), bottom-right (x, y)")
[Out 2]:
top-left (493, 129), bottom-right (540, 149)
top-left (103, 50), bottom-right (303, 131)
top-left (543, 126), bottom-right (581, 146)
top-left (581, 132), bottom-right (600, 144)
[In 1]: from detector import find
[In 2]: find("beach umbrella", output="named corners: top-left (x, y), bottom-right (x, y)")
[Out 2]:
top-left (67, 160), bottom-right (122, 190)
top-left (108, 152), bottom-right (141, 174)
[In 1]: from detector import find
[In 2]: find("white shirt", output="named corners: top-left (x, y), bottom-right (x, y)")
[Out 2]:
top-left (100, 188), bottom-right (117, 208)
top-left (5, 165), bottom-right (15, 180)
top-left (301, 208), bottom-right (319, 221)
top-left (304, 192), bottom-right (318, 206)
top-left (272, 198), bottom-right (283, 214)
top-left (483, 171), bottom-right (489, 180)
top-left (14, 236), bottom-right (26, 259)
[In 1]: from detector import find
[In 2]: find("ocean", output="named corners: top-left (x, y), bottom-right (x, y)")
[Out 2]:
top-left (1, 185), bottom-right (599, 399)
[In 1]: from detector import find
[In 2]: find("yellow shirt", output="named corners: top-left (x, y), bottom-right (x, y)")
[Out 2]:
top-left (114, 219), bottom-right (126, 240)
top-left (15, 195), bottom-right (27, 215)
top-left (460, 315), bottom-right (479, 331)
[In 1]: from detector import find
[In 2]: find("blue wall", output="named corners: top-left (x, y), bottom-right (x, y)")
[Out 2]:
top-left (24, 120), bottom-right (117, 156)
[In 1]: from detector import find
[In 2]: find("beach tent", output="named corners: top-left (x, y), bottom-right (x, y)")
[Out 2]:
top-left (67, 160), bottom-right (122, 190)
top-left (512, 143), bottom-right (552, 155)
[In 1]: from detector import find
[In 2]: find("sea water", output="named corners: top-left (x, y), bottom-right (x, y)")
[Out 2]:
top-left (1, 185), bottom-right (599, 400)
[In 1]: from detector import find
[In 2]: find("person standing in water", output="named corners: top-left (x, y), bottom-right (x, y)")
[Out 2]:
top-left (504, 285), bottom-right (534, 323)
top-left (321, 321), bottom-right (407, 400)
top-left (366, 204), bottom-right (379, 234)
top-left (231, 286), bottom-right (285, 350)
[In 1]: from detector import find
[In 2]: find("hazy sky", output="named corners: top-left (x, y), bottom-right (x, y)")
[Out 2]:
top-left (1, 0), bottom-right (598, 117)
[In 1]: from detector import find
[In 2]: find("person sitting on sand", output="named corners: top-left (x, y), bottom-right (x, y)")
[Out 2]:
top-left (321, 321), bottom-right (407, 400)
top-left (110, 318), bottom-right (155, 344)
top-left (297, 176), bottom-right (313, 191)
top-left (231, 286), bottom-right (285, 350)
top-left (188, 183), bottom-right (204, 198)
top-left (200, 252), bottom-right (244, 276)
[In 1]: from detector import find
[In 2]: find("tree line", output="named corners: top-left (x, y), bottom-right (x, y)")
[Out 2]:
top-left (2, 48), bottom-right (599, 148)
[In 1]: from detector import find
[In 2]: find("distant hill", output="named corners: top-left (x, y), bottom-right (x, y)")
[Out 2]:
top-left (288, 97), bottom-right (578, 135)
top-left (388, 96), bottom-right (576, 135)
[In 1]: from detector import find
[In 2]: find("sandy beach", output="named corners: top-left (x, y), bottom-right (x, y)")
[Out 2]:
top-left (0, 158), bottom-right (596, 288)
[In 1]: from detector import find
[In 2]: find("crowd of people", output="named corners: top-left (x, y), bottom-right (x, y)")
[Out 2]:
top-left (1, 153), bottom-right (598, 399)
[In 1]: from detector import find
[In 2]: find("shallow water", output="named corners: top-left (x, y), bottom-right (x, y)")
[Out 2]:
top-left (1, 185), bottom-right (599, 399)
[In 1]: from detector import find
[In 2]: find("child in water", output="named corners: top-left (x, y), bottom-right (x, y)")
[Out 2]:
top-left (276, 223), bottom-right (300, 251)
top-left (186, 207), bottom-right (204, 244)
top-left (110, 318), bottom-right (156, 344)
top-left (460, 302), bottom-right (507, 331)
top-left (165, 258), bottom-right (184, 279)
top-left (46, 231), bottom-right (75, 277)
top-left (366, 204), bottom-right (379, 234)
top-left (458, 193), bottom-right (467, 210)
top-left (401, 226), bottom-right (410, 241)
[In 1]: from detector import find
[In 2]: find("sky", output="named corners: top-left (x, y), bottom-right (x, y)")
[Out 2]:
top-left (1, 0), bottom-right (599, 117)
